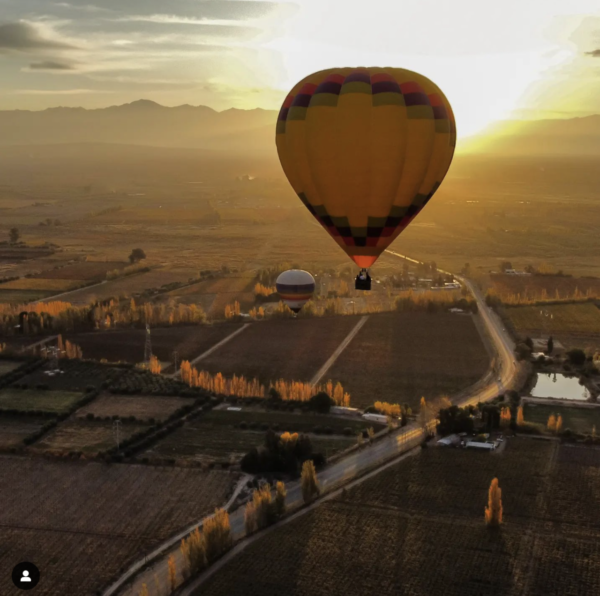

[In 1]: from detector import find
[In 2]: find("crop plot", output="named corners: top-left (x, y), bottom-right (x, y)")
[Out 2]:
top-left (0, 360), bottom-right (21, 376)
top-left (31, 261), bottom-right (127, 281)
top-left (64, 324), bottom-right (240, 365)
top-left (31, 419), bottom-right (149, 455)
top-left (0, 278), bottom-right (82, 291)
top-left (0, 388), bottom-right (83, 414)
top-left (75, 394), bottom-right (195, 422)
top-left (327, 312), bottom-right (490, 410)
top-left (197, 317), bottom-right (359, 384)
top-left (0, 457), bottom-right (230, 596)
top-left (145, 410), bottom-right (363, 463)
top-left (197, 438), bottom-right (600, 596)
top-left (0, 415), bottom-right (48, 448)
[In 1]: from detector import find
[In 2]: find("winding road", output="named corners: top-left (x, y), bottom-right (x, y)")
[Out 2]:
top-left (109, 269), bottom-right (520, 596)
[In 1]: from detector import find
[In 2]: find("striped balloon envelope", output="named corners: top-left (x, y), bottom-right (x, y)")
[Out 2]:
top-left (276, 269), bottom-right (316, 313)
top-left (276, 67), bottom-right (456, 269)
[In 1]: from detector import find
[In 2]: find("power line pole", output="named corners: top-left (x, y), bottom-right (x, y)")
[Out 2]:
top-left (144, 324), bottom-right (152, 365)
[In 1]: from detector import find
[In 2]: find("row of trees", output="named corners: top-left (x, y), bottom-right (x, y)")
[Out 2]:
top-left (244, 481), bottom-right (287, 534)
top-left (486, 286), bottom-right (599, 306)
top-left (179, 362), bottom-right (351, 406)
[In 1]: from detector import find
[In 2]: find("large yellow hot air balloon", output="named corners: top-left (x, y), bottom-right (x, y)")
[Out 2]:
top-left (276, 67), bottom-right (456, 277)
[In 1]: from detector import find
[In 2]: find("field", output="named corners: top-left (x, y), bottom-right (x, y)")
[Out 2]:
top-left (0, 457), bottom-right (231, 596)
top-left (198, 439), bottom-right (600, 596)
top-left (0, 278), bottom-right (82, 291)
top-left (63, 268), bottom-right (197, 305)
top-left (490, 273), bottom-right (600, 301)
top-left (0, 415), bottom-right (48, 448)
top-left (144, 409), bottom-right (366, 463)
top-left (31, 419), bottom-right (150, 455)
top-left (196, 317), bottom-right (359, 384)
top-left (18, 360), bottom-right (126, 391)
top-left (504, 302), bottom-right (600, 351)
top-left (327, 312), bottom-right (490, 409)
top-left (0, 289), bottom-right (51, 302)
top-left (0, 388), bottom-right (83, 414)
top-left (75, 394), bottom-right (195, 422)
top-left (164, 274), bottom-right (256, 314)
top-left (523, 402), bottom-right (600, 435)
top-left (32, 261), bottom-right (127, 280)
top-left (65, 324), bottom-right (242, 366)
top-left (0, 360), bottom-right (21, 375)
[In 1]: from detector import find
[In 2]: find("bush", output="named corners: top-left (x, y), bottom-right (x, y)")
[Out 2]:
top-left (567, 349), bottom-right (586, 366)
top-left (308, 392), bottom-right (334, 414)
top-left (86, 413), bottom-right (95, 421)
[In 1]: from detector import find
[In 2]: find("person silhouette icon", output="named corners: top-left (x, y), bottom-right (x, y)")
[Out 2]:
top-left (12, 561), bottom-right (40, 589)
top-left (20, 570), bottom-right (32, 583)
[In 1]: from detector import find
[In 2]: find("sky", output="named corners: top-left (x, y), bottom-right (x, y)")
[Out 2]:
top-left (0, 0), bottom-right (599, 137)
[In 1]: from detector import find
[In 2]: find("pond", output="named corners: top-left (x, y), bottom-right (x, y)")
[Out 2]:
top-left (530, 373), bottom-right (591, 401)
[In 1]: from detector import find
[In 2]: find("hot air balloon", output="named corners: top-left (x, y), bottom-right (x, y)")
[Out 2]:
top-left (276, 269), bottom-right (315, 313)
top-left (276, 67), bottom-right (456, 290)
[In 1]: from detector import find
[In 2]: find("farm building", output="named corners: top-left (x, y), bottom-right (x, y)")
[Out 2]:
top-left (362, 413), bottom-right (388, 424)
top-left (437, 434), bottom-right (461, 447)
top-left (465, 440), bottom-right (497, 451)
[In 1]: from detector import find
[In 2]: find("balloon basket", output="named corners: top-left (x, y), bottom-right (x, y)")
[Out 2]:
top-left (355, 269), bottom-right (371, 291)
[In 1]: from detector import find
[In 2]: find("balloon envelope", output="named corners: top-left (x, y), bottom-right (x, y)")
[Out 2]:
top-left (276, 67), bottom-right (456, 268)
top-left (276, 270), bottom-right (315, 313)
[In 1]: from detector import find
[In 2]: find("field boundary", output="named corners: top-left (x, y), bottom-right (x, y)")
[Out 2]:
top-left (310, 315), bottom-right (369, 385)
top-left (171, 324), bottom-right (250, 377)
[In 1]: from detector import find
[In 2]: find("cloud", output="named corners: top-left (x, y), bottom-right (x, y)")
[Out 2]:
top-left (0, 21), bottom-right (76, 52)
top-left (29, 60), bottom-right (74, 70)
top-left (585, 49), bottom-right (600, 57)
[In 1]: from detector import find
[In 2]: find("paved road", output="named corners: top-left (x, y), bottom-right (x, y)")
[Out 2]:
top-left (113, 270), bottom-right (519, 596)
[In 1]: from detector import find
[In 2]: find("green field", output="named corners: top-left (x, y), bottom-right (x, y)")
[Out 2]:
top-left (145, 409), bottom-right (362, 463)
top-left (523, 402), bottom-right (600, 435)
top-left (0, 289), bottom-right (53, 303)
top-left (0, 415), bottom-right (49, 448)
top-left (197, 439), bottom-right (600, 596)
top-left (0, 388), bottom-right (83, 414)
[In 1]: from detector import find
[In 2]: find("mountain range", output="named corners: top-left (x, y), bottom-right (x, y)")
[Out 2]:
top-left (1, 100), bottom-right (598, 157)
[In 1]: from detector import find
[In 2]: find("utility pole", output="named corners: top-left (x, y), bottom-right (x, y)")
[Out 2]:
top-left (144, 324), bottom-right (152, 365)
top-left (113, 420), bottom-right (121, 450)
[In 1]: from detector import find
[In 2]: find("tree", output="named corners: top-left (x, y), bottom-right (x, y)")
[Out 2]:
top-left (567, 349), bottom-right (586, 366)
top-left (500, 261), bottom-right (513, 272)
top-left (556, 414), bottom-right (563, 434)
top-left (547, 336), bottom-right (554, 355)
top-left (168, 555), bottom-right (177, 592)
top-left (418, 397), bottom-right (433, 433)
top-left (9, 228), bottom-right (19, 244)
top-left (203, 508), bottom-right (232, 562)
top-left (485, 478), bottom-right (503, 527)
top-left (139, 584), bottom-right (149, 596)
top-left (301, 460), bottom-right (320, 503)
top-left (275, 481), bottom-right (287, 516)
top-left (516, 405), bottom-right (525, 426)
top-left (357, 433), bottom-right (364, 447)
top-left (244, 501), bottom-right (257, 535)
top-left (367, 427), bottom-right (375, 444)
top-left (524, 337), bottom-right (534, 350)
top-left (309, 391), bottom-right (334, 413)
top-left (128, 248), bottom-right (146, 263)
top-left (500, 406), bottom-right (511, 428)
top-left (547, 414), bottom-right (556, 432)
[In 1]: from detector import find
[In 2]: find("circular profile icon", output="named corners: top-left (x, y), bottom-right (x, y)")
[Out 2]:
top-left (12, 562), bottom-right (40, 590)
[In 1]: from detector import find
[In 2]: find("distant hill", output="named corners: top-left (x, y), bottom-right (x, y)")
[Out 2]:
top-left (0, 100), bottom-right (277, 155)
top-left (461, 115), bottom-right (600, 156)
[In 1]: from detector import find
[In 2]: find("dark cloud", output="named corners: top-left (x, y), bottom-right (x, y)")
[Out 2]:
top-left (29, 60), bottom-right (74, 69)
top-left (0, 22), bottom-right (76, 51)
top-left (585, 49), bottom-right (600, 57)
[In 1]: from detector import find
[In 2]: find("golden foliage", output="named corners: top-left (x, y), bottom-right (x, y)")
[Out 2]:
top-left (374, 401), bottom-right (401, 419)
top-left (203, 508), bottom-right (232, 562)
top-left (254, 283), bottom-right (276, 297)
top-left (224, 301), bottom-right (241, 319)
top-left (547, 414), bottom-right (556, 432)
top-left (275, 481), bottom-right (287, 516)
top-left (180, 527), bottom-right (207, 575)
top-left (167, 555), bottom-right (177, 592)
top-left (556, 414), bottom-right (563, 434)
top-left (301, 460), bottom-right (320, 504)
top-left (138, 584), bottom-right (149, 596)
top-left (244, 501), bottom-right (257, 535)
top-left (485, 478), bottom-right (503, 527)
top-left (516, 405), bottom-right (525, 426)
top-left (500, 406), bottom-right (511, 427)
top-left (179, 362), bottom-right (351, 405)
top-left (149, 354), bottom-right (162, 374)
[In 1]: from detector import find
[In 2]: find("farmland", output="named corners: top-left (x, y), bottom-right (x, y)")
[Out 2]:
top-left (30, 419), bottom-right (149, 455)
top-left (0, 457), bottom-right (231, 596)
top-left (0, 388), bottom-right (83, 414)
top-left (0, 278), bottom-right (82, 291)
top-left (327, 312), bottom-right (490, 409)
top-left (0, 289), bottom-right (51, 303)
top-left (144, 409), bottom-right (366, 463)
top-left (504, 302), bottom-right (600, 351)
top-left (198, 439), bottom-right (600, 596)
top-left (75, 394), bottom-right (195, 422)
top-left (196, 317), bottom-right (359, 384)
top-left (64, 324), bottom-right (242, 366)
top-left (489, 273), bottom-right (600, 302)
top-left (0, 415), bottom-right (48, 448)
top-left (0, 360), bottom-right (20, 375)
top-left (523, 402), bottom-right (600, 435)
top-left (31, 260), bottom-right (127, 281)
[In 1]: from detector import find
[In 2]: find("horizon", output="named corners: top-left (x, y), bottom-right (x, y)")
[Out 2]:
top-left (1, 0), bottom-right (599, 138)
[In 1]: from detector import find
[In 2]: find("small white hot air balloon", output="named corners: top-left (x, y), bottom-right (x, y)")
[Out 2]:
top-left (276, 269), bottom-right (315, 313)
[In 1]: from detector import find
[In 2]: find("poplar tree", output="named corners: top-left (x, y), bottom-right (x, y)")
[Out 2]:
top-left (168, 555), bottom-right (177, 592)
top-left (485, 478), bottom-right (503, 527)
top-left (301, 460), bottom-right (320, 503)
